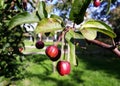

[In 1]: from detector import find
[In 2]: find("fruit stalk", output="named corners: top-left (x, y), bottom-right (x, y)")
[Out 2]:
top-left (54, 27), bottom-right (69, 46)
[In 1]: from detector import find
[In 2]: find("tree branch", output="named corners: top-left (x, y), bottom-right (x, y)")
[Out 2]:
top-left (87, 39), bottom-right (120, 57)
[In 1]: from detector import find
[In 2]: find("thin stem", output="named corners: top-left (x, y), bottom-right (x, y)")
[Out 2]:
top-left (54, 27), bottom-right (69, 46)
top-left (73, 22), bottom-right (75, 28)
top-left (61, 32), bottom-right (65, 60)
top-left (112, 38), bottom-right (116, 46)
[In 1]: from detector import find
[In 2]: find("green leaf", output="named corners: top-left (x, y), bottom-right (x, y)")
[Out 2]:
top-left (69, 0), bottom-right (91, 24)
top-left (65, 29), bottom-right (78, 66)
top-left (8, 12), bottom-right (40, 29)
top-left (74, 31), bottom-right (85, 39)
top-left (0, 0), bottom-right (4, 9)
top-left (80, 19), bottom-right (116, 39)
top-left (50, 14), bottom-right (65, 27)
top-left (106, 0), bottom-right (111, 15)
top-left (80, 29), bottom-right (97, 40)
top-left (34, 18), bottom-right (63, 34)
top-left (38, 1), bottom-right (48, 19)
top-left (50, 14), bottom-right (63, 24)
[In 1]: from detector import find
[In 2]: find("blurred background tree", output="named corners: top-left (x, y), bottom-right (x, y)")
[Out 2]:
top-left (0, 0), bottom-right (26, 79)
top-left (0, 0), bottom-right (119, 80)
top-left (109, 6), bottom-right (120, 45)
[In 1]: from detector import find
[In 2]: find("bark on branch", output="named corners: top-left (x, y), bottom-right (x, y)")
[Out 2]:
top-left (87, 39), bottom-right (120, 57)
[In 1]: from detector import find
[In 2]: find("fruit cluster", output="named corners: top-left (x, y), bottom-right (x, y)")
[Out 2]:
top-left (35, 40), bottom-right (71, 76)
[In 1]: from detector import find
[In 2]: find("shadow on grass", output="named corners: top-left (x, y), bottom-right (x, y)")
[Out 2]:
top-left (25, 54), bottom-right (48, 63)
top-left (76, 45), bottom-right (120, 79)
top-left (11, 44), bottom-right (120, 85)
top-left (15, 45), bottom-right (120, 86)
top-left (22, 54), bottom-right (84, 86)
top-left (24, 71), bottom-right (84, 86)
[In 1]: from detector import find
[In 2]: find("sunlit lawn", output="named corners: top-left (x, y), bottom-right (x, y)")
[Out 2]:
top-left (1, 40), bottom-right (120, 86)
top-left (11, 52), bottom-right (120, 86)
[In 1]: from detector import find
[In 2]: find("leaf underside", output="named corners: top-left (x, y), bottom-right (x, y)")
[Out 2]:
top-left (80, 19), bottom-right (116, 39)
top-left (34, 18), bottom-right (63, 34)
top-left (80, 29), bottom-right (97, 40)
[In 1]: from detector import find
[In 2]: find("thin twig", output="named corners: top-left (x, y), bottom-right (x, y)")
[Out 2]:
top-left (54, 27), bottom-right (69, 46)
top-left (87, 39), bottom-right (120, 57)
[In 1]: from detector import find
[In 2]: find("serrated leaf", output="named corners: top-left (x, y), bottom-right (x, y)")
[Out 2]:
top-left (69, 0), bottom-right (91, 24)
top-left (38, 1), bottom-right (48, 19)
top-left (80, 19), bottom-right (116, 38)
top-left (65, 29), bottom-right (78, 66)
top-left (80, 29), bottom-right (97, 40)
top-left (34, 18), bottom-right (63, 34)
top-left (8, 12), bottom-right (40, 29)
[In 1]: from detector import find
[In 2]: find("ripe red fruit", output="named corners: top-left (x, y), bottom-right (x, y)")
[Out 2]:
top-left (50, 49), bottom-right (61, 61)
top-left (45, 45), bottom-right (60, 61)
top-left (94, 0), bottom-right (100, 7)
top-left (19, 47), bottom-right (23, 52)
top-left (35, 41), bottom-right (44, 49)
top-left (57, 61), bottom-right (71, 76)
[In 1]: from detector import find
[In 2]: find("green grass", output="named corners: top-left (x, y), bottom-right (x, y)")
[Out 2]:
top-left (4, 50), bottom-right (120, 86)
top-left (1, 40), bottom-right (120, 86)
top-left (24, 47), bottom-right (45, 53)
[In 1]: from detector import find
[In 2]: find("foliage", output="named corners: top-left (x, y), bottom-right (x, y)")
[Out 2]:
top-left (35, 18), bottom-right (63, 33)
top-left (8, 12), bottom-right (40, 30)
top-left (109, 6), bottom-right (120, 29)
top-left (0, 0), bottom-right (26, 78)
top-left (80, 19), bottom-right (116, 40)
top-left (69, 0), bottom-right (91, 24)
top-left (0, 0), bottom-right (119, 80)
top-left (2, 53), bottom-right (120, 86)
top-left (109, 5), bottom-right (120, 44)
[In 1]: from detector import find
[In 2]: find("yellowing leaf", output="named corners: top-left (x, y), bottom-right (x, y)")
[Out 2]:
top-left (80, 29), bottom-right (97, 40)
top-left (34, 18), bottom-right (63, 34)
